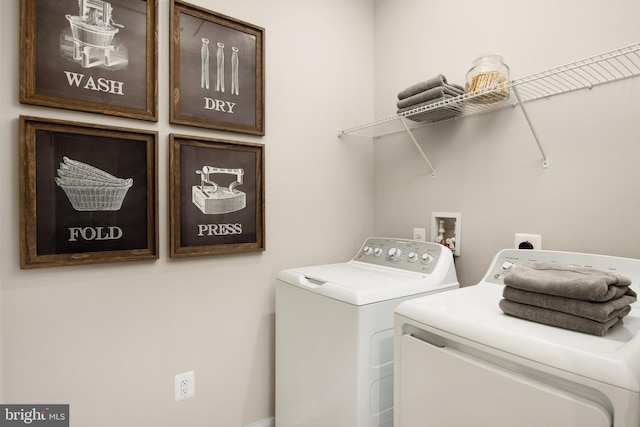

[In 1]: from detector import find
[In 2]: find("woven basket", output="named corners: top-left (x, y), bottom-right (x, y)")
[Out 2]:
top-left (56, 179), bottom-right (133, 211)
top-left (55, 157), bottom-right (133, 211)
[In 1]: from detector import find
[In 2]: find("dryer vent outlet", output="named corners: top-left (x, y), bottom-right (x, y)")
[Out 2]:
top-left (515, 233), bottom-right (542, 250)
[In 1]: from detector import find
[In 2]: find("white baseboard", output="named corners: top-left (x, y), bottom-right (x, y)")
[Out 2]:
top-left (245, 416), bottom-right (275, 427)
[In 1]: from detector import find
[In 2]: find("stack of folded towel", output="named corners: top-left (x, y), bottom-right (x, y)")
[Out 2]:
top-left (499, 262), bottom-right (637, 336)
top-left (396, 74), bottom-right (465, 123)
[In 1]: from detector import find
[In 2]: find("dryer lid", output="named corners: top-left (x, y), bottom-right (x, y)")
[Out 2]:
top-left (395, 283), bottom-right (640, 392)
top-left (277, 262), bottom-right (457, 305)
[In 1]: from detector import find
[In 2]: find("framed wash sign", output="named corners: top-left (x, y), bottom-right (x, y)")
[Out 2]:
top-left (169, 134), bottom-right (265, 258)
top-left (20, 0), bottom-right (158, 121)
top-left (19, 116), bottom-right (159, 268)
top-left (170, 0), bottom-right (265, 135)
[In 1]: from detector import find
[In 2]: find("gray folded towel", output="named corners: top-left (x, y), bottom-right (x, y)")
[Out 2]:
top-left (503, 286), bottom-right (636, 323)
top-left (396, 95), bottom-right (462, 123)
top-left (504, 262), bottom-right (634, 302)
top-left (499, 299), bottom-right (626, 336)
top-left (397, 75), bottom-right (465, 100)
top-left (396, 84), bottom-right (464, 109)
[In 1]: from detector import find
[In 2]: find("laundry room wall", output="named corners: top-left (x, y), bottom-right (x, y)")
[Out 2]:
top-left (0, 0), bottom-right (374, 425)
top-left (372, 0), bottom-right (640, 286)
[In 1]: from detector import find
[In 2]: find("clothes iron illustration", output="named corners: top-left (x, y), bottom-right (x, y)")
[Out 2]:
top-left (192, 166), bottom-right (246, 214)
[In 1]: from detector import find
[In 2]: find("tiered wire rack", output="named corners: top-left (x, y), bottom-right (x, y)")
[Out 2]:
top-left (337, 42), bottom-right (640, 176)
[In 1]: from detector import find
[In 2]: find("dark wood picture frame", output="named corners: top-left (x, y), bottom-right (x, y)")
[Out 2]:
top-left (169, 134), bottom-right (265, 258)
top-left (170, 0), bottom-right (265, 135)
top-left (19, 116), bottom-right (159, 268)
top-left (20, 0), bottom-right (158, 121)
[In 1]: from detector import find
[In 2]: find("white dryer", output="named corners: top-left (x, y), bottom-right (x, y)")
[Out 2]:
top-left (394, 249), bottom-right (640, 427)
top-left (276, 237), bottom-right (459, 427)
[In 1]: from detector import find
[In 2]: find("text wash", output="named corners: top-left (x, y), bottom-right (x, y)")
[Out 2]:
top-left (64, 71), bottom-right (124, 95)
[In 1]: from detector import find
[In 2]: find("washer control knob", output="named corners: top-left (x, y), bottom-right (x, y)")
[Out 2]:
top-left (421, 253), bottom-right (434, 264)
top-left (388, 247), bottom-right (403, 260)
top-left (408, 251), bottom-right (419, 262)
top-left (373, 247), bottom-right (384, 257)
top-left (363, 246), bottom-right (373, 255)
top-left (502, 261), bottom-right (515, 272)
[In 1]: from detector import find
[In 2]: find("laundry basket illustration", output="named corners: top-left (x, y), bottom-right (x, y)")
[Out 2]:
top-left (55, 156), bottom-right (133, 211)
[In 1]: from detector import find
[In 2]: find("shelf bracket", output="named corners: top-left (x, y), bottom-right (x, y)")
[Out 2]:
top-left (399, 117), bottom-right (436, 177)
top-left (512, 86), bottom-right (549, 168)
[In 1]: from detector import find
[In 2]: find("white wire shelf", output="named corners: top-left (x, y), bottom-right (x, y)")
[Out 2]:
top-left (338, 42), bottom-right (640, 139)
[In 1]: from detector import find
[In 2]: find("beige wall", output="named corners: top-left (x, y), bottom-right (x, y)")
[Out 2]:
top-left (372, 0), bottom-right (640, 285)
top-left (3, 0), bottom-right (640, 425)
top-left (0, 1), bottom-right (375, 426)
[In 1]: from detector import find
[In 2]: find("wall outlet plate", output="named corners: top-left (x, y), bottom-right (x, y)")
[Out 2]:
top-left (175, 371), bottom-right (195, 401)
top-left (514, 233), bottom-right (542, 250)
top-left (413, 227), bottom-right (426, 241)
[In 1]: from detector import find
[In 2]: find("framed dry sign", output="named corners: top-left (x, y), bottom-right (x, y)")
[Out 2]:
top-left (170, 0), bottom-right (265, 135)
top-left (20, 0), bottom-right (158, 121)
top-left (169, 134), bottom-right (265, 258)
top-left (19, 116), bottom-right (159, 269)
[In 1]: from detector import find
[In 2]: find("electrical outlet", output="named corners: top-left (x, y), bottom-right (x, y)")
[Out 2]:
top-left (413, 227), bottom-right (426, 241)
top-left (514, 233), bottom-right (542, 250)
top-left (175, 371), bottom-right (195, 401)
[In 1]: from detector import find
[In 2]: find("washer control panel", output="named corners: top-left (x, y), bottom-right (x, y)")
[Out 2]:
top-left (484, 249), bottom-right (640, 285)
top-left (353, 237), bottom-right (448, 274)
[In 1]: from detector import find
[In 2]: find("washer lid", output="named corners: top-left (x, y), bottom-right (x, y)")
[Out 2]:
top-left (276, 262), bottom-right (457, 305)
top-left (395, 283), bottom-right (640, 392)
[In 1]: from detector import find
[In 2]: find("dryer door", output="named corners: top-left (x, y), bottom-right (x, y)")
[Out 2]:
top-left (397, 335), bottom-right (612, 427)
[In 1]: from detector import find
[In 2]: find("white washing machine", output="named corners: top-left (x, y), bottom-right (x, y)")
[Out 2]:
top-left (275, 237), bottom-right (459, 427)
top-left (394, 249), bottom-right (640, 427)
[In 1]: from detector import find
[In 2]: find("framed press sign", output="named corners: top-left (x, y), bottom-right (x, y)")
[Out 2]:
top-left (20, 0), bottom-right (158, 121)
top-left (19, 116), bottom-right (159, 268)
top-left (170, 0), bottom-right (265, 135)
top-left (169, 134), bottom-right (265, 258)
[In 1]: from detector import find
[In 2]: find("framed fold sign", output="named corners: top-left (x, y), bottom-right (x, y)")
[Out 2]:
top-left (169, 134), bottom-right (265, 258)
top-left (20, 0), bottom-right (158, 121)
top-left (19, 116), bottom-right (159, 268)
top-left (170, 0), bottom-right (265, 135)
